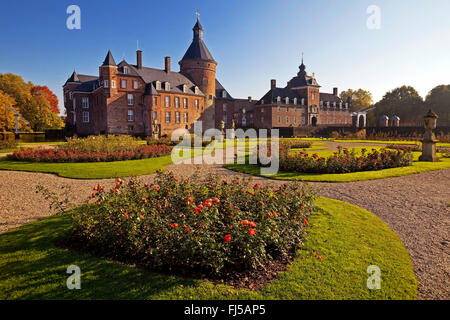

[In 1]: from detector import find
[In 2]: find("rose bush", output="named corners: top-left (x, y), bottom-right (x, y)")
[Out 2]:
top-left (69, 171), bottom-right (316, 275)
top-left (279, 147), bottom-right (413, 174)
top-left (8, 144), bottom-right (172, 162)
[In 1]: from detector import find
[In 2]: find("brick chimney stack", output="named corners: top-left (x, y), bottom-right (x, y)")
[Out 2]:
top-left (333, 87), bottom-right (338, 96)
top-left (165, 56), bottom-right (171, 73)
top-left (271, 79), bottom-right (276, 89)
top-left (136, 50), bottom-right (142, 70)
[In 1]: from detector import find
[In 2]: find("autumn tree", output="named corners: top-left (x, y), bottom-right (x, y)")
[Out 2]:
top-left (340, 89), bottom-right (373, 111)
top-left (340, 88), bottom-right (375, 125)
top-left (31, 85), bottom-right (59, 114)
top-left (374, 86), bottom-right (425, 125)
top-left (424, 85), bottom-right (450, 126)
top-left (0, 73), bottom-right (63, 131)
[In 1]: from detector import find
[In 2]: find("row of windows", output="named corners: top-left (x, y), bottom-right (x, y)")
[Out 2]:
top-left (103, 79), bottom-right (139, 90)
top-left (276, 116), bottom-right (304, 124)
top-left (160, 96), bottom-right (200, 109)
top-left (163, 111), bottom-right (189, 123)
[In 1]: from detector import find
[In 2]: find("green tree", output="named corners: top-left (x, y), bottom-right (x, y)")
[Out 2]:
top-left (424, 85), bottom-right (450, 126)
top-left (0, 73), bottom-right (63, 131)
top-left (340, 88), bottom-right (373, 111)
top-left (340, 88), bottom-right (375, 125)
top-left (374, 86), bottom-right (425, 125)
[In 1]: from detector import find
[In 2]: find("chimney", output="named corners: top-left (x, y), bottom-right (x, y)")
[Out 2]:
top-left (136, 50), bottom-right (142, 70)
top-left (165, 56), bottom-right (171, 73)
top-left (333, 87), bottom-right (338, 96)
top-left (248, 96), bottom-right (252, 102)
top-left (271, 79), bottom-right (276, 89)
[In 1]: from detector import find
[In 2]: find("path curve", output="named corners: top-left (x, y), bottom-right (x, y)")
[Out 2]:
top-left (0, 143), bottom-right (448, 300)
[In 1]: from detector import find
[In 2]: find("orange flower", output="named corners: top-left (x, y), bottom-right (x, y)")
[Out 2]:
top-left (249, 229), bottom-right (256, 236)
top-left (170, 223), bottom-right (178, 228)
top-left (224, 234), bottom-right (231, 243)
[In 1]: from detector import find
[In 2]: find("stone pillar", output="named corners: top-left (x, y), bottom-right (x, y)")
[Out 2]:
top-left (419, 110), bottom-right (439, 162)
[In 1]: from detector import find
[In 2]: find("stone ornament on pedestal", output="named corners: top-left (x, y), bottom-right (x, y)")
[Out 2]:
top-left (219, 120), bottom-right (225, 142)
top-left (230, 119), bottom-right (236, 139)
top-left (419, 109), bottom-right (439, 162)
top-left (152, 119), bottom-right (159, 140)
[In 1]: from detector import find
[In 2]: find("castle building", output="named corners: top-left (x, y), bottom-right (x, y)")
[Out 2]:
top-left (252, 59), bottom-right (353, 129)
top-left (63, 17), bottom-right (232, 137)
top-left (63, 17), bottom-right (355, 137)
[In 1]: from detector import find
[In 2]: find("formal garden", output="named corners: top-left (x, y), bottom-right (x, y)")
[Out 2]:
top-left (2, 133), bottom-right (450, 300)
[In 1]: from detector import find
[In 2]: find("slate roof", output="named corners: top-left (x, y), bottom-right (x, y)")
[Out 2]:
top-left (73, 79), bottom-right (101, 92)
top-left (181, 19), bottom-right (215, 62)
top-left (215, 79), bottom-right (234, 100)
top-left (256, 87), bottom-right (301, 105)
top-left (102, 50), bottom-right (116, 66)
top-left (64, 71), bottom-right (99, 87)
top-left (319, 93), bottom-right (342, 104)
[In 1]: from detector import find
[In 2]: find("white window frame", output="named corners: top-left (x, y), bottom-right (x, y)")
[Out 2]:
top-left (195, 99), bottom-right (199, 109)
top-left (183, 98), bottom-right (188, 108)
top-left (82, 97), bottom-right (89, 108)
top-left (184, 112), bottom-right (188, 123)
top-left (285, 97), bottom-right (289, 104)
top-left (133, 81), bottom-right (138, 89)
top-left (175, 111), bottom-right (180, 123)
top-left (111, 80), bottom-right (116, 88)
top-left (165, 111), bottom-right (171, 123)
top-left (165, 96), bottom-right (170, 107)
top-left (123, 66), bottom-right (129, 74)
top-left (175, 97), bottom-right (180, 108)
top-left (156, 81), bottom-right (161, 90)
top-left (104, 80), bottom-right (109, 88)
top-left (82, 111), bottom-right (89, 123)
top-left (127, 109), bottom-right (134, 122)
top-left (121, 79), bottom-right (127, 89)
top-left (127, 94), bottom-right (134, 105)
top-left (165, 82), bottom-right (170, 91)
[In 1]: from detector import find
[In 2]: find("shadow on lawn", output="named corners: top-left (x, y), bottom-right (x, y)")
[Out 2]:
top-left (0, 214), bottom-right (198, 299)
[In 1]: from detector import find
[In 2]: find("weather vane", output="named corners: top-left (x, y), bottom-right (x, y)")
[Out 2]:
top-left (195, 9), bottom-right (200, 20)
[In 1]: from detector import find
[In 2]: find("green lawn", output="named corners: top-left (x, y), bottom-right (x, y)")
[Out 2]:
top-left (0, 148), bottom-right (211, 179)
top-left (0, 197), bottom-right (416, 300)
top-left (225, 150), bottom-right (450, 182)
top-left (0, 156), bottom-right (174, 179)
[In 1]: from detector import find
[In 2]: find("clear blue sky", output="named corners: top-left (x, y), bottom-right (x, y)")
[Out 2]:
top-left (1, 0), bottom-right (449, 114)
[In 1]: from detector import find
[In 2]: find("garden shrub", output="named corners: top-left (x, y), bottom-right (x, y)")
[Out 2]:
top-left (279, 147), bottom-right (414, 174)
top-left (0, 140), bottom-right (17, 150)
top-left (69, 172), bottom-right (316, 276)
top-left (8, 135), bottom-right (173, 162)
top-left (386, 144), bottom-right (421, 152)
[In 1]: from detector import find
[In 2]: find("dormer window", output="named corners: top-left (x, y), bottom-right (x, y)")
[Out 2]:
top-left (155, 81), bottom-right (161, 90)
top-left (301, 98), bottom-right (305, 105)
top-left (123, 66), bottom-right (129, 74)
top-left (222, 90), bottom-right (227, 98)
top-left (165, 82), bottom-right (170, 91)
top-left (285, 97), bottom-right (289, 104)
top-left (194, 86), bottom-right (199, 95)
top-left (293, 98), bottom-right (297, 105)
top-left (327, 101), bottom-right (330, 107)
top-left (333, 102), bottom-right (336, 107)
top-left (339, 102), bottom-right (343, 109)
top-left (276, 96), bottom-right (281, 103)
top-left (182, 84), bottom-right (187, 93)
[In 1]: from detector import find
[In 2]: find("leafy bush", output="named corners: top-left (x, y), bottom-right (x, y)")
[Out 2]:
top-left (60, 135), bottom-right (142, 153)
top-left (8, 144), bottom-right (172, 162)
top-left (386, 144), bottom-right (421, 152)
top-left (278, 147), bottom-right (413, 174)
top-left (0, 140), bottom-right (17, 150)
top-left (280, 139), bottom-right (312, 149)
top-left (69, 172), bottom-right (316, 276)
top-left (146, 137), bottom-right (177, 147)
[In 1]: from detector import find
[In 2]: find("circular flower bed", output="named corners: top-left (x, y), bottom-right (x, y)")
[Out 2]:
top-left (67, 172), bottom-right (316, 276)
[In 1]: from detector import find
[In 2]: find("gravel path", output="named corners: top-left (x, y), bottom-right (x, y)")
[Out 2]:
top-left (0, 142), bottom-right (448, 300)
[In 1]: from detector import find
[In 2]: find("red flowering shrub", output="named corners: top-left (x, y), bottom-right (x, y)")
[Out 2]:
top-left (8, 144), bottom-right (172, 162)
top-left (69, 171), bottom-right (316, 275)
top-left (279, 147), bottom-right (413, 174)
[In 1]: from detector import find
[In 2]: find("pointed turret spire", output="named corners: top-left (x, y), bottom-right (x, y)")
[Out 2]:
top-left (180, 14), bottom-right (215, 62)
top-left (102, 50), bottom-right (116, 66)
top-left (67, 70), bottom-right (80, 82)
top-left (298, 52), bottom-right (306, 75)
